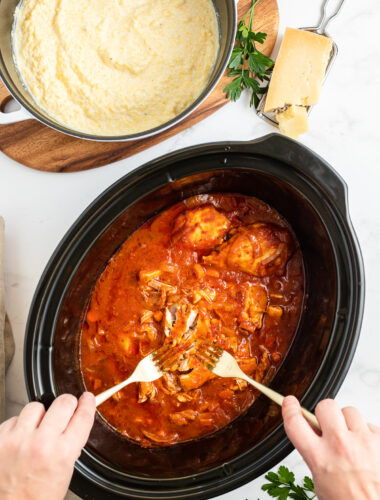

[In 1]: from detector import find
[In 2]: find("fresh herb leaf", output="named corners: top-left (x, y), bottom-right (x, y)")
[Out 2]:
top-left (224, 0), bottom-right (274, 109)
top-left (278, 465), bottom-right (295, 484)
top-left (261, 466), bottom-right (316, 499)
top-left (251, 31), bottom-right (268, 44)
top-left (266, 471), bottom-right (280, 482)
top-left (229, 53), bottom-right (243, 70)
top-left (303, 477), bottom-right (315, 493)
top-left (227, 69), bottom-right (243, 77)
top-left (239, 23), bottom-right (249, 39)
top-left (223, 76), bottom-right (243, 102)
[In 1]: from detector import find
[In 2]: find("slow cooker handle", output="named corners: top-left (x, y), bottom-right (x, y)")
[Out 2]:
top-left (35, 392), bottom-right (56, 411)
top-left (0, 81), bottom-right (31, 124)
top-left (243, 133), bottom-right (349, 217)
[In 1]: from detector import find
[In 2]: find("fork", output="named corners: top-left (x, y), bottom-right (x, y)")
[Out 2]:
top-left (94, 343), bottom-right (181, 407)
top-left (195, 340), bottom-right (321, 431)
top-left (95, 304), bottom-right (198, 407)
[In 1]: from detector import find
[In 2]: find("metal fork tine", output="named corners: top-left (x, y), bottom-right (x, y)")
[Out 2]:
top-left (197, 338), bottom-right (223, 354)
top-left (153, 338), bottom-right (196, 372)
top-left (194, 340), bottom-right (222, 370)
top-left (159, 351), bottom-right (183, 371)
top-left (196, 340), bottom-right (222, 357)
top-left (153, 344), bottom-right (173, 363)
top-left (196, 345), bottom-right (220, 363)
top-left (194, 352), bottom-right (217, 370)
top-left (153, 342), bottom-right (180, 364)
top-left (154, 350), bottom-right (178, 371)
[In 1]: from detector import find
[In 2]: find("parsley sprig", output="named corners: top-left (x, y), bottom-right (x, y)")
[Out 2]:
top-left (224, 0), bottom-right (274, 108)
top-left (261, 466), bottom-right (316, 500)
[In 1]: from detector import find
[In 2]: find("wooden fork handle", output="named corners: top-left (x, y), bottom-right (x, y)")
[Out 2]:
top-left (240, 373), bottom-right (321, 432)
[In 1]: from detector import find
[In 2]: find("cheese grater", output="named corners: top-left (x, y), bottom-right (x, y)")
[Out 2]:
top-left (256, 0), bottom-right (346, 127)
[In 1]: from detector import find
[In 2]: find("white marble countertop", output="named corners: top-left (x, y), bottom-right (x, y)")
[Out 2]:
top-left (1, 0), bottom-right (379, 498)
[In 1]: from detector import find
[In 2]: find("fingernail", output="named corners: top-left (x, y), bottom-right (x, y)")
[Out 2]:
top-left (81, 392), bottom-right (95, 402)
top-left (283, 395), bottom-right (299, 406)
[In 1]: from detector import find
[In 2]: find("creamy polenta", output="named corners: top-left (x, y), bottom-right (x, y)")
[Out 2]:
top-left (13, 0), bottom-right (218, 136)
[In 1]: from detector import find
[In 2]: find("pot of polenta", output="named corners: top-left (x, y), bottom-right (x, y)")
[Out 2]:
top-left (0, 0), bottom-right (236, 141)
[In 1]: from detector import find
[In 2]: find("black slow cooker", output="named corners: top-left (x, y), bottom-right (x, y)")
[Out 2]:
top-left (24, 134), bottom-right (364, 499)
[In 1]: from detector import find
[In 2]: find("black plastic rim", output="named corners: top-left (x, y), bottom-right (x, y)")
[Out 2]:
top-left (24, 134), bottom-right (365, 499)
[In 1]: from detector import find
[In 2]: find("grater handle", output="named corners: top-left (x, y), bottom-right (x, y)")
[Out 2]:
top-left (316, 0), bottom-right (346, 34)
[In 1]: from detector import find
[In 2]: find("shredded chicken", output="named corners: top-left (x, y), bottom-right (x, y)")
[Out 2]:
top-left (191, 287), bottom-right (216, 304)
top-left (176, 352), bottom-right (194, 372)
top-left (138, 382), bottom-right (157, 403)
top-left (139, 269), bottom-right (161, 283)
top-left (139, 276), bottom-right (177, 308)
top-left (140, 322), bottom-right (158, 343)
top-left (140, 310), bottom-right (154, 324)
top-left (163, 306), bottom-right (177, 337)
top-left (148, 279), bottom-right (177, 293)
top-left (135, 223), bottom-right (287, 399)
top-left (177, 393), bottom-right (193, 402)
top-left (233, 379), bottom-right (248, 391)
top-left (149, 279), bottom-right (177, 308)
top-left (160, 373), bottom-right (181, 395)
top-left (168, 305), bottom-right (198, 347)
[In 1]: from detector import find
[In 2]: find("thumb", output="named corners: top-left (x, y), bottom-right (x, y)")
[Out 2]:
top-left (282, 396), bottom-right (319, 461)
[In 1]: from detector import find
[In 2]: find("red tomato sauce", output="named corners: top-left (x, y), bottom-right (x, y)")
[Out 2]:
top-left (80, 194), bottom-right (304, 447)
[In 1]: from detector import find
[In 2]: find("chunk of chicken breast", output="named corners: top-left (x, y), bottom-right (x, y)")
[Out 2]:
top-left (138, 382), bottom-right (157, 403)
top-left (238, 284), bottom-right (269, 333)
top-left (169, 410), bottom-right (198, 426)
top-left (203, 223), bottom-right (293, 277)
top-left (172, 206), bottom-right (230, 250)
top-left (179, 364), bottom-right (215, 391)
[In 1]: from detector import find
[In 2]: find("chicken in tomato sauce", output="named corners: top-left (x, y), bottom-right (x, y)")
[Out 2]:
top-left (80, 194), bottom-right (304, 447)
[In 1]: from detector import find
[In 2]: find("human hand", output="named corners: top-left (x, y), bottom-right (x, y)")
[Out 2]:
top-left (282, 396), bottom-right (380, 500)
top-left (0, 392), bottom-right (96, 500)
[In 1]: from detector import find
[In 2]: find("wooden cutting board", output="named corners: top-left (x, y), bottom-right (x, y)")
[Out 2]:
top-left (0, 0), bottom-right (278, 173)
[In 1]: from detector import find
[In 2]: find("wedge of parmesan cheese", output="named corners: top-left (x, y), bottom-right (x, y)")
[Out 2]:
top-left (277, 105), bottom-right (308, 140)
top-left (264, 28), bottom-right (333, 112)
